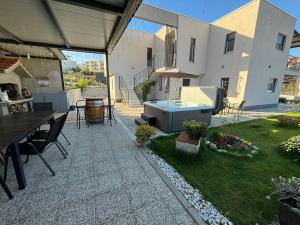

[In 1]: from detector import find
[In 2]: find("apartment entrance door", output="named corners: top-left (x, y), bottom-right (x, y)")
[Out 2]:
top-left (221, 77), bottom-right (230, 97)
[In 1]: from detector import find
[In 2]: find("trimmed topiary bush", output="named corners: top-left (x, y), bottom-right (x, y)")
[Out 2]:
top-left (280, 135), bottom-right (300, 159)
top-left (135, 124), bottom-right (155, 145)
top-left (182, 120), bottom-right (208, 140)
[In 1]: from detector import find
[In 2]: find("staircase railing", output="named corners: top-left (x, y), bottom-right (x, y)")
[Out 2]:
top-left (133, 66), bottom-right (154, 88)
top-left (119, 76), bottom-right (129, 104)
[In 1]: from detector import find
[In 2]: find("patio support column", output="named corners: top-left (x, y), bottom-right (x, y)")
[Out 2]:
top-left (59, 60), bottom-right (65, 91)
top-left (105, 52), bottom-right (112, 122)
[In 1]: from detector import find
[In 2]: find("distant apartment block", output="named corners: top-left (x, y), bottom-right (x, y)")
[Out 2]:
top-left (109, 0), bottom-right (300, 109)
top-left (82, 60), bottom-right (105, 73)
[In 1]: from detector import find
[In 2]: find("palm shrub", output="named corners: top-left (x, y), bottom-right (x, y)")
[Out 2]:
top-left (135, 80), bottom-right (155, 102)
top-left (182, 120), bottom-right (208, 140)
top-left (135, 124), bottom-right (155, 144)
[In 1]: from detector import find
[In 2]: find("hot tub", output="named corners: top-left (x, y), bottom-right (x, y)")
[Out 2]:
top-left (144, 100), bottom-right (214, 133)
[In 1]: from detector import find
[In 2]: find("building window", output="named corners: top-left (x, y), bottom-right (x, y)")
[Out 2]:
top-left (276, 33), bottom-right (286, 51)
top-left (224, 32), bottom-right (236, 53)
top-left (189, 38), bottom-right (196, 62)
top-left (221, 77), bottom-right (230, 97)
top-left (267, 78), bottom-right (278, 92)
top-left (147, 47), bottom-right (152, 67)
top-left (182, 79), bottom-right (190, 86)
top-left (159, 76), bottom-right (163, 91)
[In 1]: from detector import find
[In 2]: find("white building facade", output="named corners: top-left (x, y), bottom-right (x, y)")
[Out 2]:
top-left (109, 0), bottom-right (298, 109)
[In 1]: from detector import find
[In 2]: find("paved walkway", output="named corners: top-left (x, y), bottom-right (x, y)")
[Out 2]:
top-left (0, 119), bottom-right (197, 225)
top-left (115, 103), bottom-right (297, 132)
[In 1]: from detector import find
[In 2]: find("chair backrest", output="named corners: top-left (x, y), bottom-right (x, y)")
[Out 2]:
top-left (76, 100), bottom-right (86, 107)
top-left (239, 100), bottom-right (246, 109)
top-left (33, 102), bottom-right (53, 111)
top-left (43, 114), bottom-right (67, 149)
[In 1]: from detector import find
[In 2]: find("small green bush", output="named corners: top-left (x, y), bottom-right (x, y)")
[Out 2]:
top-left (278, 117), bottom-right (299, 128)
top-left (182, 120), bottom-right (208, 140)
top-left (210, 131), bottom-right (224, 141)
top-left (135, 125), bottom-right (155, 144)
top-left (280, 135), bottom-right (300, 158)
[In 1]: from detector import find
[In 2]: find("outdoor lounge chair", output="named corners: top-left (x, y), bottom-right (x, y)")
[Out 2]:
top-left (3, 115), bottom-right (68, 181)
top-left (230, 100), bottom-right (246, 116)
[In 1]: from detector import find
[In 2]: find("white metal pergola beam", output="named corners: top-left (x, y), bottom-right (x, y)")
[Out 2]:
top-left (41, 0), bottom-right (71, 49)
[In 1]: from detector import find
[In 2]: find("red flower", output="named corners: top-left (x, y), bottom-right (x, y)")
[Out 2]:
top-left (218, 138), bottom-right (226, 145)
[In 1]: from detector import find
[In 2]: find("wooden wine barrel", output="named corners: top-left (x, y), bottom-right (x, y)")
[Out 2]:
top-left (85, 97), bottom-right (105, 123)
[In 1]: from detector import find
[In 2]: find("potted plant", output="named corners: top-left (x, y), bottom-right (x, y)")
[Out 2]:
top-left (279, 195), bottom-right (300, 225)
top-left (176, 120), bottom-right (208, 154)
top-left (135, 124), bottom-right (155, 146)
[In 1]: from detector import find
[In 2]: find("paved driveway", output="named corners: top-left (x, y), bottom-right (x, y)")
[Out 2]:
top-left (0, 119), bottom-right (197, 225)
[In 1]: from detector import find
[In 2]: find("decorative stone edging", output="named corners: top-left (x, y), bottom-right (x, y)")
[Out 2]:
top-left (145, 146), bottom-right (233, 225)
top-left (206, 137), bottom-right (259, 158)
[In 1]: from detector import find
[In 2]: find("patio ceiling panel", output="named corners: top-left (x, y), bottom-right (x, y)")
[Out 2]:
top-left (49, 0), bottom-right (116, 49)
top-left (0, 0), bottom-right (65, 45)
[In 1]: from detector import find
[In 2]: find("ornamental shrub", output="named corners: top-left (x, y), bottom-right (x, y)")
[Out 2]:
top-left (280, 135), bottom-right (300, 158)
top-left (267, 176), bottom-right (300, 199)
top-left (182, 120), bottom-right (208, 140)
top-left (135, 125), bottom-right (155, 144)
top-left (278, 117), bottom-right (299, 128)
top-left (210, 131), bottom-right (224, 141)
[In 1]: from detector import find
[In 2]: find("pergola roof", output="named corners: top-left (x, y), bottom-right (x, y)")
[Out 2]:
top-left (0, 0), bottom-right (142, 54)
top-left (291, 30), bottom-right (300, 48)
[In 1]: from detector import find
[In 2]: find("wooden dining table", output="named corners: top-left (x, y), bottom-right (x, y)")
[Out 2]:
top-left (0, 111), bottom-right (55, 189)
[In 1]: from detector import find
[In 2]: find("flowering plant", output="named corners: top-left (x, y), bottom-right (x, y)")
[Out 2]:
top-left (207, 133), bottom-right (259, 158)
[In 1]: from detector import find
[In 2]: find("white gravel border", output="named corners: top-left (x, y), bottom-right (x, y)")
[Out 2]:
top-left (145, 146), bottom-right (234, 225)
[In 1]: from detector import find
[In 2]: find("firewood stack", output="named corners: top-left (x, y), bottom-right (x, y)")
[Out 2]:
top-left (8, 103), bottom-right (27, 113)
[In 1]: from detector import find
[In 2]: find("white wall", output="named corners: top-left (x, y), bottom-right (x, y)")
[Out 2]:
top-left (20, 58), bottom-right (63, 93)
top-left (154, 77), bottom-right (200, 100)
top-left (109, 29), bottom-right (154, 100)
top-left (202, 0), bottom-right (260, 104)
top-left (176, 15), bottom-right (210, 75)
top-left (243, 0), bottom-right (296, 108)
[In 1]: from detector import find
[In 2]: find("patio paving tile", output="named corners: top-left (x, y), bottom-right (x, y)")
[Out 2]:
top-left (0, 115), bottom-right (198, 225)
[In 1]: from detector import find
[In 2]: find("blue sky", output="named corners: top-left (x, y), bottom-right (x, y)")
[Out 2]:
top-left (64, 0), bottom-right (300, 64)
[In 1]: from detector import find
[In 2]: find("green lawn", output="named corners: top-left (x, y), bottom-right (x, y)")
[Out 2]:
top-left (150, 113), bottom-right (300, 225)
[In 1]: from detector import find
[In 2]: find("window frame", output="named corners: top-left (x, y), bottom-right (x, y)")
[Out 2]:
top-left (182, 79), bottom-right (190, 87)
top-left (189, 38), bottom-right (196, 63)
top-left (275, 33), bottom-right (286, 51)
top-left (224, 32), bottom-right (236, 54)
top-left (266, 78), bottom-right (278, 93)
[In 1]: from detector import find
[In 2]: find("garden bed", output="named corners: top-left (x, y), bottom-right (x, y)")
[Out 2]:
top-left (206, 133), bottom-right (259, 158)
top-left (150, 113), bottom-right (300, 225)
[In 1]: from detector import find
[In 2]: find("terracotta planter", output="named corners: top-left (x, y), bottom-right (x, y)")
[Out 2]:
top-left (279, 195), bottom-right (300, 225)
top-left (176, 132), bottom-right (201, 154)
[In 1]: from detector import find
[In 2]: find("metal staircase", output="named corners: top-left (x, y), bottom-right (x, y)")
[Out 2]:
top-left (119, 76), bottom-right (142, 107)
top-left (119, 58), bottom-right (156, 107)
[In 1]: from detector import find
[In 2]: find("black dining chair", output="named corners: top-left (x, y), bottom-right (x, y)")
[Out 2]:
top-left (76, 100), bottom-right (89, 129)
top-left (0, 175), bottom-right (13, 199)
top-left (105, 99), bottom-right (117, 125)
top-left (33, 102), bottom-right (70, 145)
top-left (3, 114), bottom-right (68, 180)
top-left (27, 108), bottom-right (72, 156)
top-left (33, 102), bottom-right (53, 111)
